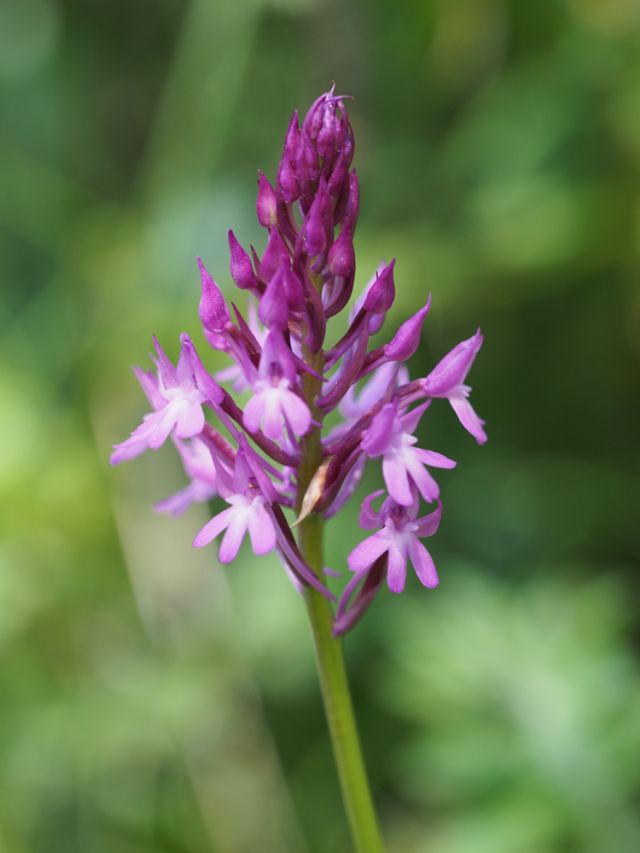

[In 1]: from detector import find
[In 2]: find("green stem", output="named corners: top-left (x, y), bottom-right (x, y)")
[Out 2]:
top-left (297, 348), bottom-right (385, 853)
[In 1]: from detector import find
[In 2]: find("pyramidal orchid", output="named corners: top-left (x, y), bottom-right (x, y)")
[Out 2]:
top-left (110, 87), bottom-right (486, 853)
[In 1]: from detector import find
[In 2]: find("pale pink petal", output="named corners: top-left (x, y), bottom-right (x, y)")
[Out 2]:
top-left (414, 448), bottom-right (457, 469)
top-left (450, 394), bottom-right (487, 444)
top-left (154, 484), bottom-right (198, 517)
top-left (193, 507), bottom-right (233, 548)
top-left (348, 533), bottom-right (389, 572)
top-left (264, 393), bottom-right (284, 440)
top-left (408, 538), bottom-right (439, 588)
top-left (386, 544), bottom-right (408, 593)
top-left (109, 435), bottom-right (149, 465)
top-left (218, 512), bottom-right (249, 563)
top-left (415, 500), bottom-right (443, 537)
top-left (242, 395), bottom-right (264, 434)
top-left (281, 391), bottom-right (311, 436)
top-left (147, 407), bottom-right (179, 450)
top-left (404, 452), bottom-right (440, 503)
top-left (247, 501), bottom-right (276, 555)
top-left (383, 455), bottom-right (413, 505)
top-left (175, 402), bottom-right (205, 438)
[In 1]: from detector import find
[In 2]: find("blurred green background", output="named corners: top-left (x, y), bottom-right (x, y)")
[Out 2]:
top-left (2, 1), bottom-right (640, 851)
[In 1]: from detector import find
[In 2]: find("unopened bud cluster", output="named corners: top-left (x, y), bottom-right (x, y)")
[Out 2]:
top-left (111, 87), bottom-right (486, 634)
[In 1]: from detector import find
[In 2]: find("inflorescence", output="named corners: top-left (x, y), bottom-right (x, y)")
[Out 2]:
top-left (110, 87), bottom-right (486, 635)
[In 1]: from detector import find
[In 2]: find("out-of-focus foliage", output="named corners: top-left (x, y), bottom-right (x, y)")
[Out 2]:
top-left (1, 1), bottom-right (639, 851)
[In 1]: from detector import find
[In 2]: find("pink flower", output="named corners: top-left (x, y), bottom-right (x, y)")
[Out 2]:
top-left (193, 443), bottom-right (276, 563)
top-left (110, 335), bottom-right (216, 464)
top-left (361, 402), bottom-right (455, 506)
top-left (421, 329), bottom-right (487, 444)
top-left (242, 331), bottom-right (311, 441)
top-left (348, 492), bottom-right (442, 593)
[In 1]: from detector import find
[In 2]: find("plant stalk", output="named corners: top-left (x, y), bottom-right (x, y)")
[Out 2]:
top-left (297, 346), bottom-right (385, 853)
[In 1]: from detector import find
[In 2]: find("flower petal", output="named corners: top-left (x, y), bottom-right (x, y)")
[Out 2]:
top-left (415, 501), bottom-right (443, 538)
top-left (348, 533), bottom-right (389, 572)
top-left (218, 511), bottom-right (249, 563)
top-left (175, 402), bottom-right (205, 439)
top-left (383, 455), bottom-right (413, 506)
top-left (386, 544), bottom-right (407, 593)
top-left (408, 538), bottom-right (439, 588)
top-left (193, 507), bottom-right (233, 548)
top-left (242, 394), bottom-right (264, 434)
top-left (450, 394), bottom-right (487, 444)
top-left (281, 391), bottom-right (311, 436)
top-left (248, 500), bottom-right (276, 555)
top-left (414, 448), bottom-right (457, 469)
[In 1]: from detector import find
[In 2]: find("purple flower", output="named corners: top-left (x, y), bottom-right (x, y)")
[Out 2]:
top-left (193, 444), bottom-right (276, 563)
top-left (110, 335), bottom-right (212, 464)
top-left (348, 491), bottom-right (442, 593)
top-left (361, 402), bottom-right (455, 506)
top-left (243, 331), bottom-right (311, 441)
top-left (420, 329), bottom-right (487, 444)
top-left (111, 87), bottom-right (486, 634)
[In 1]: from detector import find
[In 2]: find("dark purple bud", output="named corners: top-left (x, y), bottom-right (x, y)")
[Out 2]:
top-left (259, 272), bottom-right (289, 331)
top-left (277, 113), bottom-right (300, 203)
top-left (259, 228), bottom-right (290, 282)
top-left (363, 260), bottom-right (395, 314)
top-left (301, 90), bottom-right (329, 139)
top-left (280, 264), bottom-right (306, 312)
top-left (303, 180), bottom-right (330, 257)
top-left (384, 296), bottom-right (432, 361)
top-left (328, 147), bottom-right (350, 199)
top-left (346, 169), bottom-right (360, 224)
top-left (328, 225), bottom-right (355, 278)
top-left (256, 170), bottom-right (278, 228)
top-left (198, 257), bottom-right (229, 335)
top-left (317, 100), bottom-right (338, 160)
top-left (296, 131), bottom-right (319, 185)
top-left (228, 230), bottom-right (257, 290)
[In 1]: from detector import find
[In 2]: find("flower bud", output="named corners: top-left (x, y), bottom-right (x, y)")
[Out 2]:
top-left (328, 225), bottom-right (355, 278)
top-left (198, 258), bottom-right (229, 333)
top-left (303, 179), bottom-right (330, 257)
top-left (256, 170), bottom-right (278, 228)
top-left (228, 230), bottom-right (257, 290)
top-left (259, 271), bottom-right (289, 331)
top-left (363, 260), bottom-right (395, 314)
top-left (259, 228), bottom-right (290, 282)
top-left (277, 113), bottom-right (300, 203)
top-left (280, 264), bottom-right (306, 311)
top-left (384, 297), bottom-right (431, 361)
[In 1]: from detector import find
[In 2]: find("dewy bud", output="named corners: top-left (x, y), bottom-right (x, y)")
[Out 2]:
top-left (363, 260), bottom-right (395, 314)
top-left (328, 225), bottom-right (355, 278)
top-left (256, 170), bottom-right (278, 228)
top-left (228, 230), bottom-right (257, 290)
top-left (197, 257), bottom-right (229, 333)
